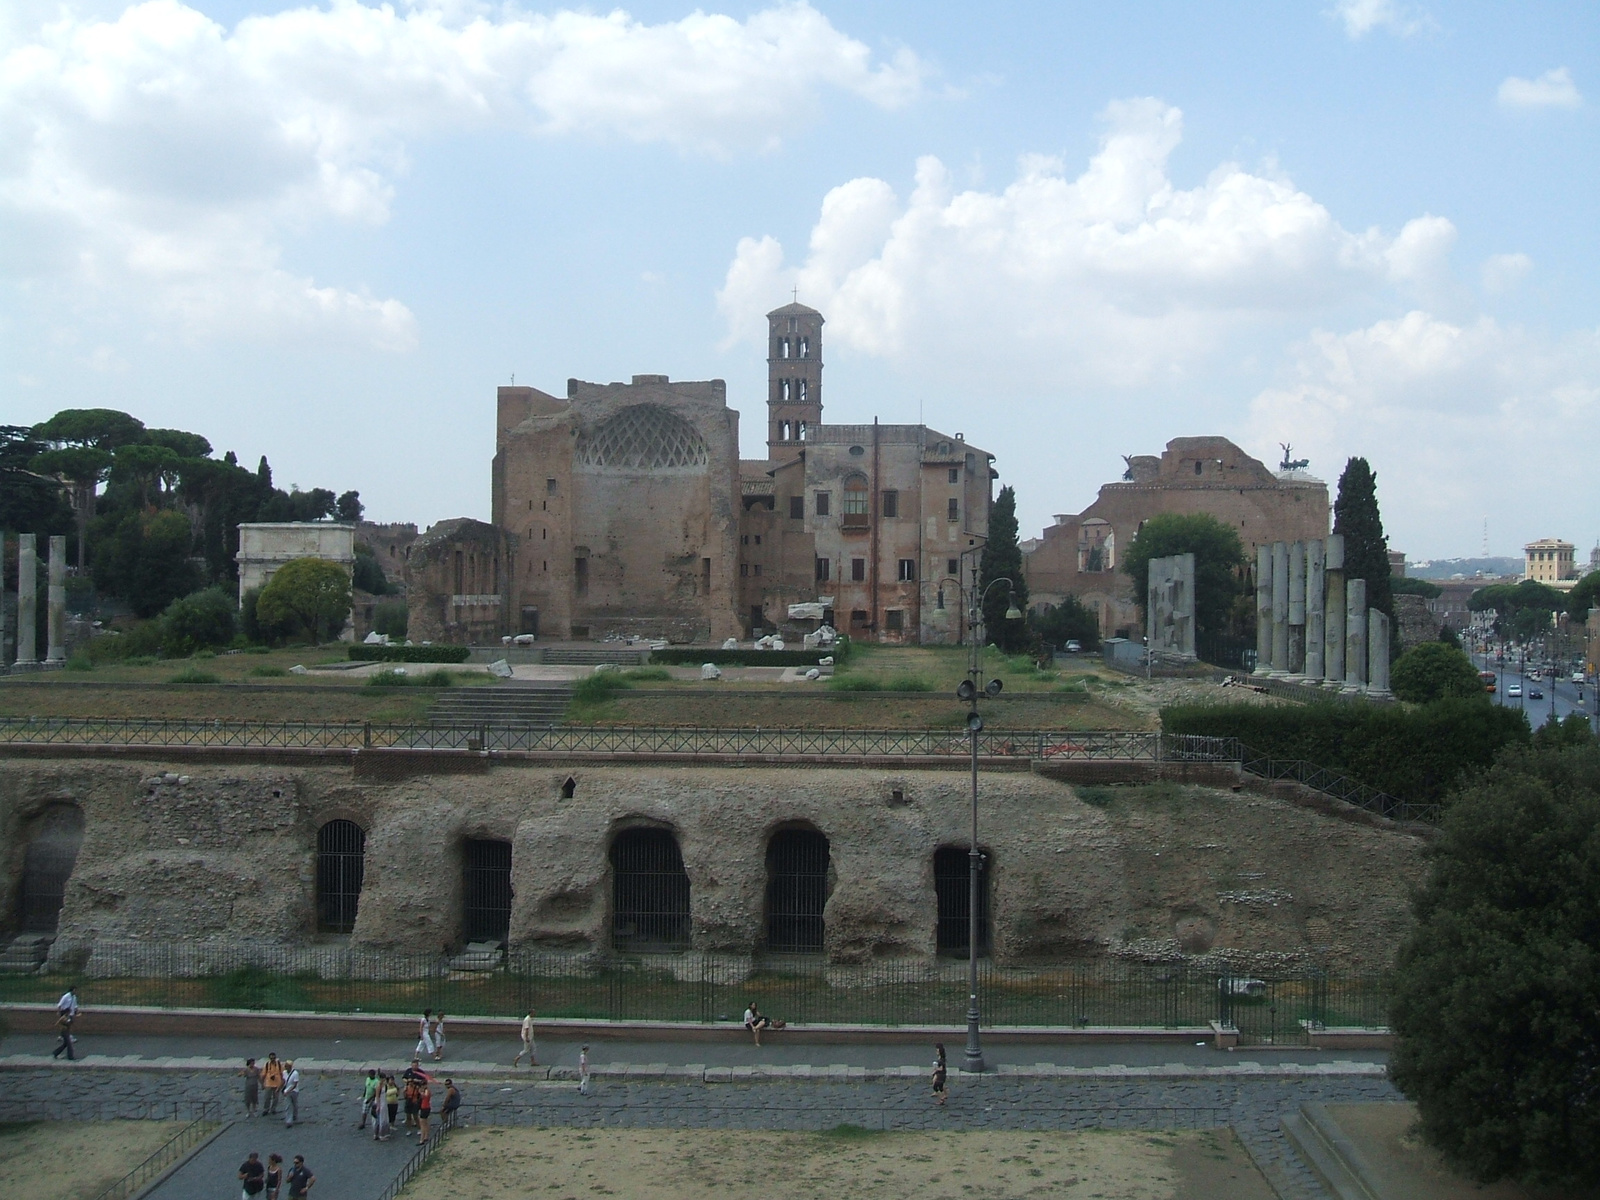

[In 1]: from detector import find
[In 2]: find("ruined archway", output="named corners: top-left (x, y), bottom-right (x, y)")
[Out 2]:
top-left (315, 819), bottom-right (365, 935)
top-left (609, 826), bottom-right (691, 952)
top-left (18, 803), bottom-right (85, 934)
top-left (764, 828), bottom-right (830, 953)
top-left (933, 845), bottom-right (991, 956)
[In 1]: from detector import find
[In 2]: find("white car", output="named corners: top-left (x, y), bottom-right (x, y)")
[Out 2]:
top-left (1506, 684), bottom-right (1523, 698)
top-left (1575, 672), bottom-right (1587, 685)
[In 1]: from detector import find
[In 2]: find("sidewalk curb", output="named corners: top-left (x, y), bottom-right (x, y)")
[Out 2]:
top-left (0, 1052), bottom-right (1389, 1083)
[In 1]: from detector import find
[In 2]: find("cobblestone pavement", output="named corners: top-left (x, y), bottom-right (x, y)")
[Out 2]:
top-left (0, 1065), bottom-right (1401, 1199)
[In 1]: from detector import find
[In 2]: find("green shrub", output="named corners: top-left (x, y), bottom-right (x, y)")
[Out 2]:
top-left (1162, 698), bottom-right (1531, 807)
top-left (415, 669), bottom-right (456, 687)
top-left (348, 644), bottom-right (472, 663)
top-left (64, 654), bottom-right (93, 672)
top-left (621, 667), bottom-right (672, 682)
top-left (374, 598), bottom-right (408, 640)
top-left (160, 586), bottom-right (236, 656)
top-left (123, 655), bottom-right (156, 667)
top-left (828, 675), bottom-right (934, 692)
top-left (167, 668), bottom-right (220, 684)
top-left (248, 665), bottom-right (288, 678)
top-left (1391, 642), bottom-right (1487, 704)
top-left (364, 669), bottom-right (414, 688)
top-left (573, 671), bottom-right (630, 704)
top-left (86, 620), bottom-right (165, 663)
top-left (648, 647), bottom-right (844, 667)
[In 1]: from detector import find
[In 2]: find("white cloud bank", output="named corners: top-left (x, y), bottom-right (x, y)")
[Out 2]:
top-left (1329, 0), bottom-right (1428, 39)
top-left (0, 1), bottom-right (924, 348)
top-left (1498, 67), bottom-right (1582, 110)
top-left (719, 98), bottom-right (1454, 385)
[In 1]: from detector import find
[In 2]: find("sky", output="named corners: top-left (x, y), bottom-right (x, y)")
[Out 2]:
top-left (2, 0), bottom-right (1596, 560)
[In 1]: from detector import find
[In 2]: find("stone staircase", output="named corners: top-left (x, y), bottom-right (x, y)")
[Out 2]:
top-left (540, 647), bottom-right (648, 667)
top-left (0, 934), bottom-right (53, 973)
top-left (427, 684), bottom-right (573, 727)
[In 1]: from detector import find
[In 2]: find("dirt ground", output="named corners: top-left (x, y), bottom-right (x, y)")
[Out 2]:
top-left (0, 682), bottom-right (436, 722)
top-left (0, 1120), bottom-right (189, 1200)
top-left (409, 1127), bottom-right (1275, 1200)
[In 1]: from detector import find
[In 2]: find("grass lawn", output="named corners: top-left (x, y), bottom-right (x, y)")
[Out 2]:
top-left (409, 1127), bottom-right (1275, 1200)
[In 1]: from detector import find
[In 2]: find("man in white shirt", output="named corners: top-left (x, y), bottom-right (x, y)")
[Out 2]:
top-left (57, 989), bottom-right (80, 1019)
top-left (282, 1061), bottom-right (301, 1128)
top-left (513, 1011), bottom-right (538, 1067)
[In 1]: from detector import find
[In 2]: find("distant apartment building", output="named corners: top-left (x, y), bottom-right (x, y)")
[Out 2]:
top-left (1524, 538), bottom-right (1579, 586)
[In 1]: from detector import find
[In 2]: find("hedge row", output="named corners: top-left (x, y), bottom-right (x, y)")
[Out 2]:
top-left (648, 648), bottom-right (842, 667)
top-left (348, 644), bottom-right (472, 663)
top-left (1161, 698), bottom-right (1531, 807)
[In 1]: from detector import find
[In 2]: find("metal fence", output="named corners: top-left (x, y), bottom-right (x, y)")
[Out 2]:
top-left (1233, 742), bottom-right (1439, 825)
top-left (1, 942), bottom-right (1389, 1042)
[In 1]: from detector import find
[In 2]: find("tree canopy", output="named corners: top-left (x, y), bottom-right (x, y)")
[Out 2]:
top-left (1565, 569), bottom-right (1600, 621)
top-left (1388, 740), bottom-right (1600, 1188)
top-left (256, 558), bottom-right (352, 643)
top-left (1391, 576), bottom-right (1443, 599)
top-left (978, 484), bottom-right (1030, 652)
top-left (1121, 512), bottom-right (1245, 641)
top-left (1469, 578), bottom-right (1566, 641)
top-left (1333, 457), bottom-right (1392, 622)
top-left (1030, 596), bottom-right (1099, 651)
top-left (1390, 642), bottom-right (1487, 704)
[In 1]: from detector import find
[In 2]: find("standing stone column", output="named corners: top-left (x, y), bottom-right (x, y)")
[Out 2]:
top-left (16, 533), bottom-right (37, 667)
top-left (1305, 539), bottom-right (1326, 683)
top-left (1323, 534), bottom-right (1346, 689)
top-left (1253, 544), bottom-right (1273, 676)
top-left (1287, 541), bottom-right (1307, 679)
top-left (1343, 577), bottom-right (1367, 694)
top-left (1270, 541), bottom-right (1290, 678)
top-left (46, 535), bottom-right (67, 665)
top-left (1368, 610), bottom-right (1392, 698)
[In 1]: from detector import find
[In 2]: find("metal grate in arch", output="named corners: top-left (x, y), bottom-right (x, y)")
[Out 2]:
top-left (765, 829), bottom-right (830, 953)
top-left (316, 820), bottom-right (366, 934)
top-left (20, 804), bottom-right (85, 934)
top-left (934, 845), bottom-right (990, 956)
top-left (463, 839), bottom-right (513, 944)
top-left (610, 828), bottom-right (691, 952)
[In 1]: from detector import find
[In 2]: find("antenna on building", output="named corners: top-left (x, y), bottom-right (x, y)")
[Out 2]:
top-left (1482, 517), bottom-right (1488, 557)
top-left (511, 373), bottom-right (515, 384)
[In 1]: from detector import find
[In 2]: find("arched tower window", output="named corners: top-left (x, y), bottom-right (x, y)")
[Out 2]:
top-left (798, 380), bottom-right (807, 402)
top-left (781, 338), bottom-right (791, 359)
top-left (316, 819), bottom-right (366, 934)
top-left (781, 380), bottom-right (791, 402)
top-left (765, 829), bottom-right (830, 952)
top-left (611, 828), bottom-right (691, 952)
top-left (19, 803), bottom-right (84, 934)
top-left (462, 838), bottom-right (513, 944)
top-left (799, 336), bottom-right (810, 358)
top-left (934, 846), bottom-right (990, 955)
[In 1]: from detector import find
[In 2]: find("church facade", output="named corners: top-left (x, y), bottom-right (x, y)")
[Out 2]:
top-left (409, 303), bottom-right (995, 645)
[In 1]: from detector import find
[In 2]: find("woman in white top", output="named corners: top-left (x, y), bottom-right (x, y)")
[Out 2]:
top-left (431, 1012), bottom-right (446, 1061)
top-left (414, 1009), bottom-right (435, 1059)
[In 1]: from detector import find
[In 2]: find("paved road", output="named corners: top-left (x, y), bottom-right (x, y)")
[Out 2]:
top-left (1473, 651), bottom-right (1598, 729)
top-left (0, 1064), bottom-right (1397, 1200)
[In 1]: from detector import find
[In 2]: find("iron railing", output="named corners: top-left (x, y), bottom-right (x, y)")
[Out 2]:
top-left (2, 941), bottom-right (1390, 1042)
top-left (1232, 741), bottom-right (1438, 825)
top-left (88, 1106), bottom-right (222, 1200)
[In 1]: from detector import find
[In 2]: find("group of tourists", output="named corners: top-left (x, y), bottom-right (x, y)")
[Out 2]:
top-left (238, 1053), bottom-right (304, 1125)
top-left (238, 1152), bottom-right (313, 1200)
top-left (358, 1061), bottom-right (461, 1143)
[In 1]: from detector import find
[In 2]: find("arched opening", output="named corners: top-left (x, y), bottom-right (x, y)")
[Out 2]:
top-left (462, 838), bottom-right (513, 944)
top-left (316, 819), bottom-right (365, 935)
top-left (765, 828), bottom-right (830, 953)
top-left (18, 804), bottom-right (85, 934)
top-left (610, 827), bottom-right (691, 952)
top-left (934, 846), bottom-right (990, 956)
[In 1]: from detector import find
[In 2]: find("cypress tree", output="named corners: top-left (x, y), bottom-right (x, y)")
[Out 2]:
top-left (1333, 457), bottom-right (1392, 622)
top-left (978, 484), bottom-right (1030, 652)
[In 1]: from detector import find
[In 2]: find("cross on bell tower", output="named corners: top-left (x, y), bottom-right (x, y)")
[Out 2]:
top-left (766, 300), bottom-right (823, 463)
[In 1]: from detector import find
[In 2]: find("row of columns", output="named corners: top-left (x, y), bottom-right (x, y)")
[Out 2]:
top-left (3, 533), bottom-right (68, 670)
top-left (1253, 534), bottom-right (1390, 697)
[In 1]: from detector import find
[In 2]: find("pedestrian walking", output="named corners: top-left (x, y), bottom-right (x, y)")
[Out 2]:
top-left (240, 1058), bottom-right (261, 1117)
top-left (285, 1155), bottom-right (315, 1200)
top-left (441, 1079), bottom-right (461, 1130)
top-left (264, 1154), bottom-right (283, 1200)
top-left (239, 1151), bottom-right (266, 1200)
top-left (357, 1069), bottom-right (378, 1129)
top-left (414, 1010), bottom-right (435, 1060)
top-left (260, 1054), bottom-right (284, 1115)
top-left (384, 1074), bottom-right (400, 1134)
top-left (56, 987), bottom-right (80, 1021)
top-left (512, 1010), bottom-right (538, 1067)
top-left (50, 1008), bottom-right (76, 1061)
top-left (281, 1060), bottom-right (301, 1128)
top-left (578, 1045), bottom-right (590, 1096)
top-left (931, 1043), bottom-right (948, 1106)
top-left (430, 1012), bottom-right (446, 1062)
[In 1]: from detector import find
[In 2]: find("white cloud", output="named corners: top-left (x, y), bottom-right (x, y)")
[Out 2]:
top-left (719, 98), bottom-right (1442, 387)
top-left (1481, 252), bottom-right (1532, 295)
top-left (1329, 0), bottom-right (1428, 39)
top-left (1498, 68), bottom-right (1582, 110)
top-left (0, 1), bottom-right (923, 347)
top-left (1247, 312), bottom-right (1600, 553)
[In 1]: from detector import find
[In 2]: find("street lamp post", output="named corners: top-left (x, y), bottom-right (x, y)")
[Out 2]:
top-left (954, 548), bottom-right (1022, 1075)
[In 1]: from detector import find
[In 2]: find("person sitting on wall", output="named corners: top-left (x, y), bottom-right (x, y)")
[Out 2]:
top-left (742, 1002), bottom-right (785, 1046)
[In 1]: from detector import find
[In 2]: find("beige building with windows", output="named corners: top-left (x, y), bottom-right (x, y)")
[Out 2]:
top-left (1523, 538), bottom-right (1578, 586)
top-left (410, 302), bottom-right (994, 645)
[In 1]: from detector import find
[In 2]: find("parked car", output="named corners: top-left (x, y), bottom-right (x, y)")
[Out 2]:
top-left (1507, 684), bottom-right (1523, 698)
top-left (1064, 640), bottom-right (1082, 653)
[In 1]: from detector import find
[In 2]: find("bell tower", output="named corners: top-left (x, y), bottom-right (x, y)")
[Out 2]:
top-left (766, 301), bottom-right (823, 463)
